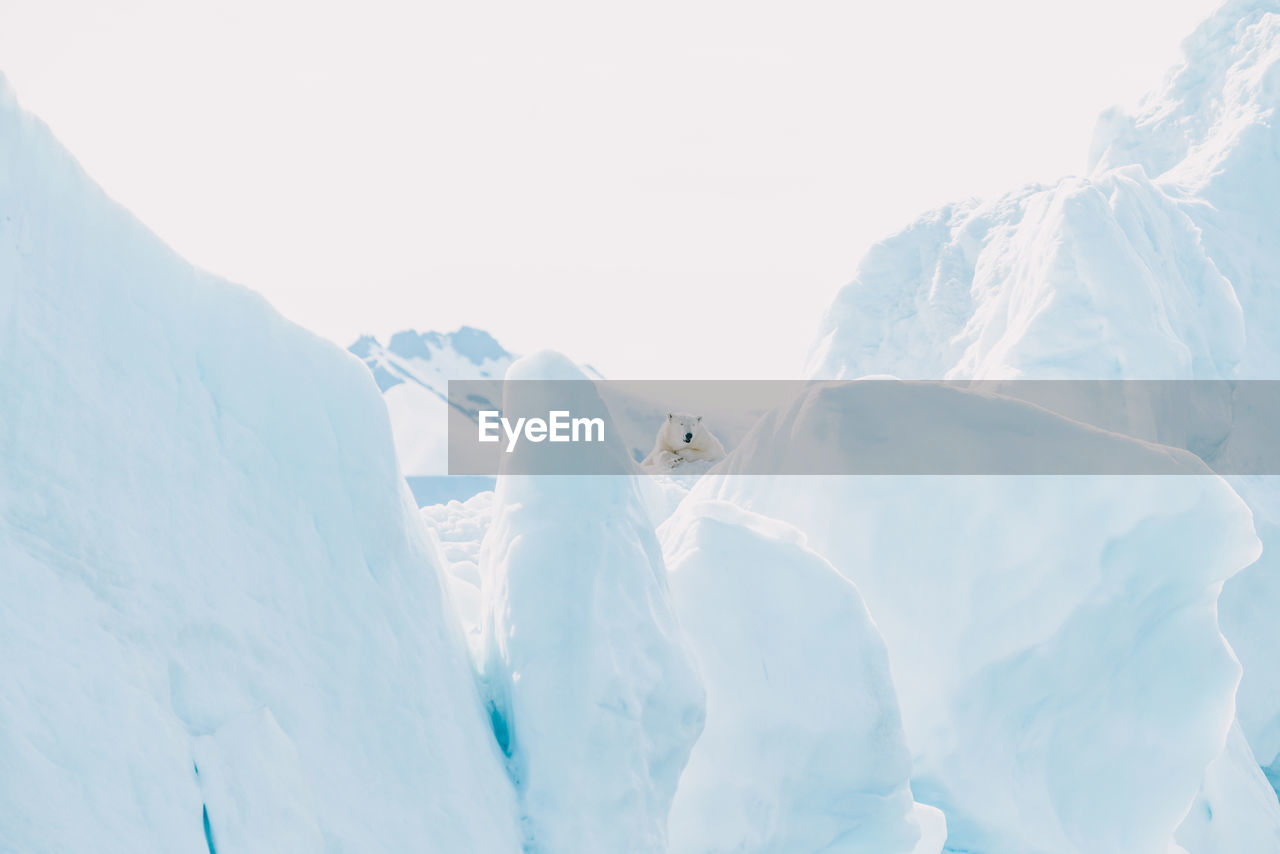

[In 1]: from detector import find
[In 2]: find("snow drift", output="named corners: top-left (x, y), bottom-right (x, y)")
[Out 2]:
top-left (0, 75), bottom-right (520, 853)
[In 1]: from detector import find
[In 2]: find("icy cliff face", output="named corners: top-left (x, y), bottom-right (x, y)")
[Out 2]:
top-left (0, 75), bottom-right (520, 853)
top-left (810, 1), bottom-right (1280, 384)
top-left (689, 383), bottom-right (1262, 854)
top-left (1092, 8), bottom-right (1280, 789)
top-left (803, 167), bottom-right (1247, 382)
top-left (660, 499), bottom-right (944, 854)
top-left (1090, 0), bottom-right (1280, 378)
top-left (801, 0), bottom-right (1280, 839)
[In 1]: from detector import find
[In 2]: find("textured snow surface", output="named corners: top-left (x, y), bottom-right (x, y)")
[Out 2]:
top-left (809, 0), bottom-right (1280, 384)
top-left (1090, 0), bottom-right (1280, 384)
top-left (660, 499), bottom-right (941, 854)
top-left (0, 75), bottom-right (520, 853)
top-left (477, 353), bottom-right (704, 853)
top-left (421, 489), bottom-right (495, 656)
top-left (804, 168), bottom-right (1247, 382)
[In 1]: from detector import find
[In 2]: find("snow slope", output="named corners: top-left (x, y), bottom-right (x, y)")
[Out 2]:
top-left (477, 353), bottom-right (704, 853)
top-left (689, 382), bottom-right (1262, 854)
top-left (0, 75), bottom-right (520, 853)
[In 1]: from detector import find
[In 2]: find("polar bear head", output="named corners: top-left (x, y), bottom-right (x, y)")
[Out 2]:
top-left (665, 412), bottom-right (702, 448)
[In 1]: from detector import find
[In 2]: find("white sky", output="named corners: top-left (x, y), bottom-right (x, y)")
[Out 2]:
top-left (0, 0), bottom-right (1221, 378)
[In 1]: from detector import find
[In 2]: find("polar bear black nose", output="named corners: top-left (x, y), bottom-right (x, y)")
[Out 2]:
top-left (684, 432), bottom-right (693, 442)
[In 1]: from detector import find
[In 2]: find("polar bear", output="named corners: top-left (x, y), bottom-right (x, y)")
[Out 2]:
top-left (641, 413), bottom-right (726, 470)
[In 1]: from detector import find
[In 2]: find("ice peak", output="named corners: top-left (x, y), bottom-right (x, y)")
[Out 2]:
top-left (1089, 0), bottom-right (1280, 182)
top-left (1186, 0), bottom-right (1280, 56)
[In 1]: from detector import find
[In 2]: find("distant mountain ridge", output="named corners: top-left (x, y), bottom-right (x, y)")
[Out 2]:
top-left (350, 326), bottom-right (514, 393)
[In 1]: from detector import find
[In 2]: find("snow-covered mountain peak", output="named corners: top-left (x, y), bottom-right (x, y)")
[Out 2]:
top-left (344, 327), bottom-right (515, 482)
top-left (351, 326), bottom-right (514, 392)
top-left (384, 326), bottom-right (510, 366)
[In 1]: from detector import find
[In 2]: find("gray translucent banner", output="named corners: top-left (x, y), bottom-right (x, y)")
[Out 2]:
top-left (447, 380), bottom-right (1280, 475)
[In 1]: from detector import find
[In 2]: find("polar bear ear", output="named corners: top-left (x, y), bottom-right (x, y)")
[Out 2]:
top-left (696, 415), bottom-right (702, 422)
top-left (667, 413), bottom-right (673, 421)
